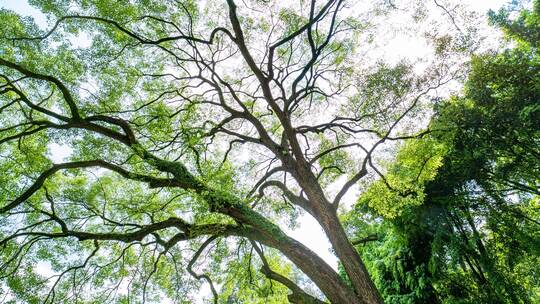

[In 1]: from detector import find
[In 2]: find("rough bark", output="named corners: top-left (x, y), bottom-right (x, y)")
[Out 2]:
top-left (294, 163), bottom-right (384, 304)
top-left (238, 226), bottom-right (362, 304)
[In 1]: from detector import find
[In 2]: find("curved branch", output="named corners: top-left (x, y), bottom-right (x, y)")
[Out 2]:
top-left (0, 160), bottom-right (180, 214)
top-left (187, 236), bottom-right (219, 304)
top-left (0, 58), bottom-right (80, 120)
top-left (258, 180), bottom-right (312, 214)
top-left (10, 15), bottom-right (235, 46)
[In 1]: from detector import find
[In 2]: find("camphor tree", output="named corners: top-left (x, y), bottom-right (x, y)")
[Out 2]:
top-left (0, 0), bottom-right (477, 303)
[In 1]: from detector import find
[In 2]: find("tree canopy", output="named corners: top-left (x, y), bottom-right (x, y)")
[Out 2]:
top-left (0, 0), bottom-right (537, 304)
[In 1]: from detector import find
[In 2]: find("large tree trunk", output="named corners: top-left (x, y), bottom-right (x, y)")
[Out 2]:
top-left (318, 209), bottom-right (383, 304)
top-left (295, 165), bottom-right (384, 304)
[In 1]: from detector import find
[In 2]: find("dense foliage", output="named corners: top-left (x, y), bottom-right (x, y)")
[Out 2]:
top-left (345, 2), bottom-right (540, 303)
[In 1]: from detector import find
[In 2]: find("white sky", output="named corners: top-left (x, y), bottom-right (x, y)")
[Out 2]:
top-left (0, 0), bottom-right (511, 301)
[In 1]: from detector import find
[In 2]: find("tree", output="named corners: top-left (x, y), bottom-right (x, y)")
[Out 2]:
top-left (0, 0), bottom-right (475, 303)
top-left (345, 1), bottom-right (540, 302)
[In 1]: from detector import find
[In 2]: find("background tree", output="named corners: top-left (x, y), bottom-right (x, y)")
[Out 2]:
top-left (0, 0), bottom-right (487, 303)
top-left (345, 1), bottom-right (540, 303)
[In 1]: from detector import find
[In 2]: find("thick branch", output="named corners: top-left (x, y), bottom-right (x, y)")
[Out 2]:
top-left (0, 160), bottom-right (180, 214)
top-left (251, 241), bottom-right (327, 304)
top-left (0, 58), bottom-right (81, 120)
